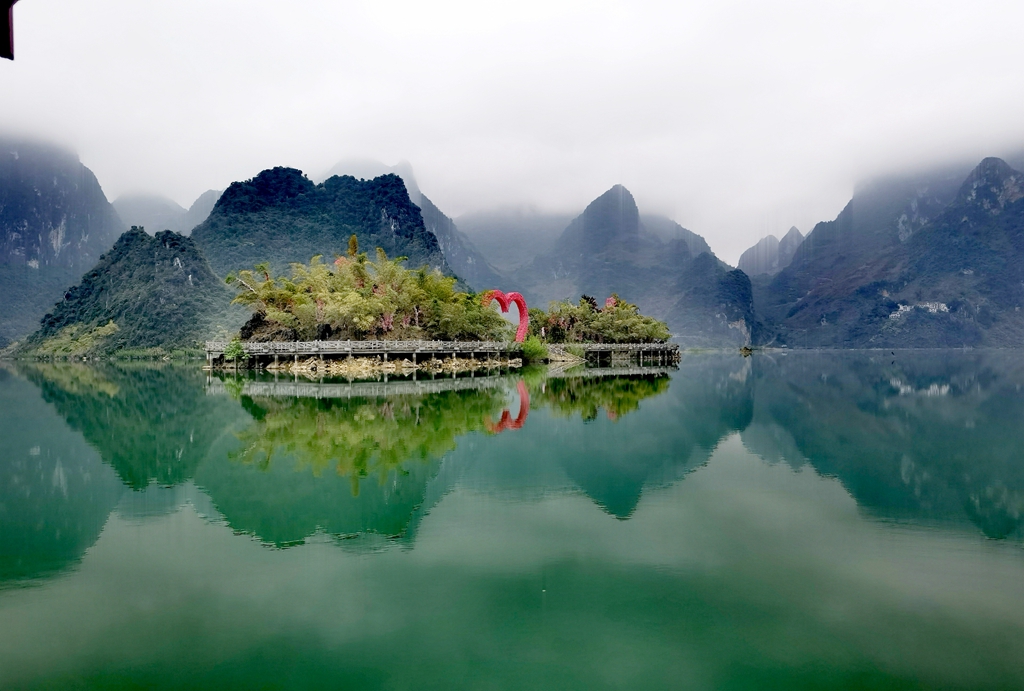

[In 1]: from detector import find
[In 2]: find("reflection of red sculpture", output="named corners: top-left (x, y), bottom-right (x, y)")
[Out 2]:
top-left (485, 380), bottom-right (530, 433)
top-left (483, 289), bottom-right (529, 343)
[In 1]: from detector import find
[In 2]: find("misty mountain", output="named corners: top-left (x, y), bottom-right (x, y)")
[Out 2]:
top-left (24, 227), bottom-right (241, 354)
top-left (758, 157), bottom-right (1024, 346)
top-left (112, 189), bottom-right (222, 236)
top-left (318, 158), bottom-right (423, 201)
top-left (738, 226), bottom-right (804, 277)
top-left (0, 137), bottom-right (124, 346)
top-left (190, 167), bottom-right (452, 278)
top-left (113, 194), bottom-right (185, 233)
top-left (639, 214), bottom-right (714, 256)
top-left (418, 194), bottom-right (504, 291)
top-left (456, 208), bottom-right (572, 273)
top-left (509, 184), bottom-right (760, 346)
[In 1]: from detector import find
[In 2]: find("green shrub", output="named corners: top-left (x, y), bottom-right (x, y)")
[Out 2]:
top-left (224, 338), bottom-right (248, 362)
top-left (531, 294), bottom-right (670, 344)
top-left (519, 335), bottom-right (548, 362)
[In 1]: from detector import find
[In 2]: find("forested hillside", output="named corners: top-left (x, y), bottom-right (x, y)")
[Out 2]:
top-left (191, 168), bottom-right (452, 279)
top-left (23, 228), bottom-right (241, 355)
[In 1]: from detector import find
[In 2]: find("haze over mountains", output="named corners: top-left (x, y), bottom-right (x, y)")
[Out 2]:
top-left (760, 157), bottom-right (1024, 347)
top-left (507, 185), bottom-right (758, 346)
top-left (112, 190), bottom-right (221, 237)
top-left (6, 132), bottom-right (1024, 352)
top-left (738, 227), bottom-right (804, 277)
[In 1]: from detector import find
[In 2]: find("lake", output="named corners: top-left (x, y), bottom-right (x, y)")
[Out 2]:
top-left (1, 352), bottom-right (1024, 690)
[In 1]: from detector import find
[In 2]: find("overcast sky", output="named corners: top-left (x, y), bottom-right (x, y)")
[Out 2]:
top-left (4, 0), bottom-right (1024, 263)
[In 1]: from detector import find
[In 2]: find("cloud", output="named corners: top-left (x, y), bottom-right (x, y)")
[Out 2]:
top-left (4, 0), bottom-right (1024, 263)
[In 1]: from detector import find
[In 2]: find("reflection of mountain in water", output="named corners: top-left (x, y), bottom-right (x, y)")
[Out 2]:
top-left (24, 364), bottom-right (251, 489)
top-left (196, 373), bottom-right (683, 543)
top-left (457, 358), bottom-right (752, 519)
top-left (21, 352), bottom-right (1019, 550)
top-left (745, 352), bottom-right (1024, 539)
top-left (0, 368), bottom-right (123, 586)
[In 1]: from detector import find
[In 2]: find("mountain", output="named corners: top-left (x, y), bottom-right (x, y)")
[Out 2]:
top-left (191, 167), bottom-right (452, 279)
top-left (112, 189), bottom-right (222, 236)
top-left (23, 227), bottom-right (241, 354)
top-left (321, 159), bottom-right (501, 290)
top-left (738, 226), bottom-right (804, 277)
top-left (759, 158), bottom-right (1024, 347)
top-left (181, 189), bottom-right (221, 231)
top-left (755, 162), bottom-right (970, 338)
top-left (509, 184), bottom-right (760, 346)
top-left (640, 214), bottom-right (714, 256)
top-left (0, 137), bottom-right (124, 346)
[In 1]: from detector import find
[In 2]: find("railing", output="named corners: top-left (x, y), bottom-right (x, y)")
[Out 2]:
top-left (205, 340), bottom-right (679, 356)
top-left (205, 340), bottom-right (513, 356)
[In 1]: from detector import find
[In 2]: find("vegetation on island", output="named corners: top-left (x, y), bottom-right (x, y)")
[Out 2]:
top-left (226, 238), bottom-right (511, 342)
top-left (528, 294), bottom-right (670, 344)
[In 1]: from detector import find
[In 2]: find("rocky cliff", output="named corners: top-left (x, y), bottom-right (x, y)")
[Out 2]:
top-left (0, 137), bottom-right (124, 345)
top-left (757, 158), bottom-right (1024, 346)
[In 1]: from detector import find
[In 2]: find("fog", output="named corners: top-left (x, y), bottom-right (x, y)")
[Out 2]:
top-left (3, 0), bottom-right (1024, 264)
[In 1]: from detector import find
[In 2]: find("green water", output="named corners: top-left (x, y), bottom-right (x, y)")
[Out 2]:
top-left (1, 352), bottom-right (1024, 689)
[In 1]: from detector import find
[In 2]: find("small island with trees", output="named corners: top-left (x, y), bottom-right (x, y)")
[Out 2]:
top-left (208, 237), bottom-right (678, 375)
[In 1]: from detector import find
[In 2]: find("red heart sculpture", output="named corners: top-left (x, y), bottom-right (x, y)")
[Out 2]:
top-left (482, 289), bottom-right (529, 342)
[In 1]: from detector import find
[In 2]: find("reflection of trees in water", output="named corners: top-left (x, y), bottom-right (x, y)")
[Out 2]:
top-left (747, 352), bottom-right (1024, 539)
top-left (232, 388), bottom-right (509, 494)
top-left (531, 374), bottom-right (671, 422)
top-left (201, 373), bottom-right (679, 543)
top-left (197, 386), bottom-right (519, 546)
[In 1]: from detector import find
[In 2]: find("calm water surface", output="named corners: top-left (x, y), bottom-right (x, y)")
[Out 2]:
top-left (2, 352), bottom-right (1024, 689)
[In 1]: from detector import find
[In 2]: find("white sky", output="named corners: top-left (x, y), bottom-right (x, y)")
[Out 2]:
top-left (3, 0), bottom-right (1024, 264)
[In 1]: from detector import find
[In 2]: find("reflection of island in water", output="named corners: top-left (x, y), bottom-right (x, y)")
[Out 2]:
top-left (196, 370), bottom-right (675, 545)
